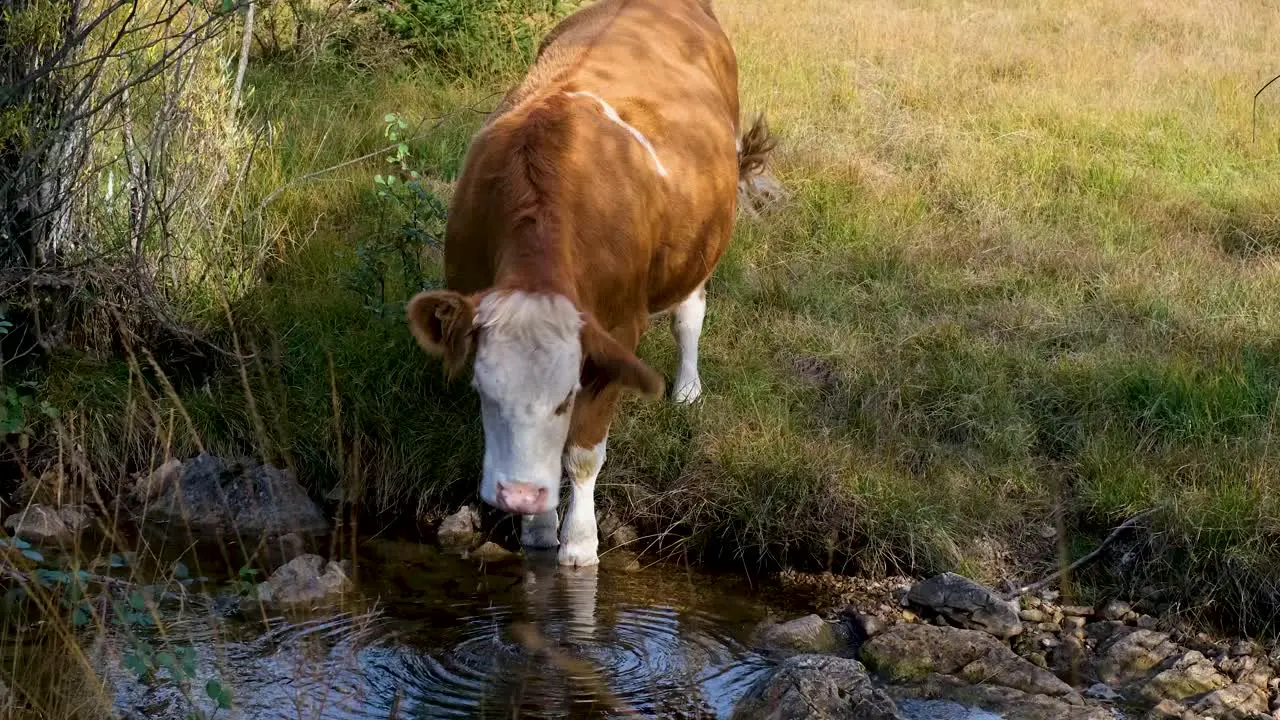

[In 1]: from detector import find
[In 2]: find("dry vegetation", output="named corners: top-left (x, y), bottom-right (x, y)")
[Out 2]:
top-left (11, 0), bottom-right (1280, 679)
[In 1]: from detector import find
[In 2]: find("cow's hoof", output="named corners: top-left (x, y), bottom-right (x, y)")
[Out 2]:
top-left (672, 377), bottom-right (702, 405)
top-left (558, 543), bottom-right (599, 567)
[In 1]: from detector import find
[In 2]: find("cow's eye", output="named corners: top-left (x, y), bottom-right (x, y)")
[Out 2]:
top-left (553, 389), bottom-right (575, 416)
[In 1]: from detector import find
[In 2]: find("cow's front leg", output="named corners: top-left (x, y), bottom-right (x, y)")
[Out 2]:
top-left (671, 285), bottom-right (706, 404)
top-left (521, 509), bottom-right (560, 549)
top-left (558, 438), bottom-right (606, 567)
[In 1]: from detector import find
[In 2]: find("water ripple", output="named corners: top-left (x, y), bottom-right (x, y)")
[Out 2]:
top-left (105, 549), bottom-right (776, 720)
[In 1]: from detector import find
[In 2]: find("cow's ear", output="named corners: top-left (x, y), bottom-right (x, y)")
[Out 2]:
top-left (582, 319), bottom-right (664, 397)
top-left (406, 290), bottom-right (478, 378)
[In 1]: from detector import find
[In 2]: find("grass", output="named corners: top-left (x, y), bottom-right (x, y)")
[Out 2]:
top-left (33, 0), bottom-right (1280, 636)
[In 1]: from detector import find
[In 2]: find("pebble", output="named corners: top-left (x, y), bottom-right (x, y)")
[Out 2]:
top-left (1137, 615), bottom-right (1159, 629)
top-left (1063, 616), bottom-right (1087, 632)
top-left (1083, 683), bottom-right (1122, 702)
top-left (1060, 605), bottom-right (1093, 618)
top-left (1100, 599), bottom-right (1132, 621)
top-left (1036, 622), bottom-right (1062, 633)
top-left (1020, 609), bottom-right (1049, 623)
top-left (901, 610), bottom-right (919, 623)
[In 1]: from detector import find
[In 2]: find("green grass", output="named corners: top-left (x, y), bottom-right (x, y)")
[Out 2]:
top-left (37, 0), bottom-right (1280, 635)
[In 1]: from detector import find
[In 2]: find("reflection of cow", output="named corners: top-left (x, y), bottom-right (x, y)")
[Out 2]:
top-left (407, 0), bottom-right (776, 567)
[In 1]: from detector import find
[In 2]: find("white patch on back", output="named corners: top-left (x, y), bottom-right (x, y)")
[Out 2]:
top-left (566, 90), bottom-right (669, 178)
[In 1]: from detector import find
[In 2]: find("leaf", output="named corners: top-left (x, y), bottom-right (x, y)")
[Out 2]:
top-left (173, 561), bottom-right (189, 580)
top-left (128, 590), bottom-right (146, 611)
top-left (383, 113), bottom-right (396, 123)
top-left (206, 679), bottom-right (232, 709)
top-left (35, 568), bottom-right (66, 585)
top-left (155, 651), bottom-right (176, 670)
top-left (123, 654), bottom-right (148, 678)
top-left (22, 549), bottom-right (43, 563)
top-left (72, 605), bottom-right (91, 626)
top-left (373, 174), bottom-right (385, 185)
top-left (108, 552), bottom-right (128, 568)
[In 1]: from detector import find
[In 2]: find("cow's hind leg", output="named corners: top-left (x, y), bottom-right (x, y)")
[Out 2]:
top-left (558, 437), bottom-right (606, 567)
top-left (671, 285), bottom-right (707, 404)
top-left (521, 509), bottom-right (560, 549)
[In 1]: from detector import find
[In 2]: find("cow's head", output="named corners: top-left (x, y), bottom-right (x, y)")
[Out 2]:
top-left (407, 289), bottom-right (663, 515)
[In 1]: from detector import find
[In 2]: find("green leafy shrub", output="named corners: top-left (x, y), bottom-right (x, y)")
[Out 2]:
top-left (376, 0), bottom-right (569, 77)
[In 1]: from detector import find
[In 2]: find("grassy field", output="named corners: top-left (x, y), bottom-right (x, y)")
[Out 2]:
top-left (41, 0), bottom-right (1280, 632)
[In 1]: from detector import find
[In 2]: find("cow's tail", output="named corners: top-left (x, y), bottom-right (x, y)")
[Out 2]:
top-left (736, 113), bottom-right (786, 218)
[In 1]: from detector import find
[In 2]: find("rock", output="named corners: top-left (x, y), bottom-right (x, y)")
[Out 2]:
top-left (1140, 652), bottom-right (1230, 703)
top-left (1218, 655), bottom-right (1270, 689)
top-left (437, 505), bottom-right (481, 549)
top-left (1146, 699), bottom-right (1185, 719)
top-left (1095, 629), bottom-right (1180, 687)
top-left (1136, 615), bottom-right (1159, 629)
top-left (755, 614), bottom-right (842, 656)
top-left (133, 458), bottom-right (182, 503)
top-left (1230, 640), bottom-right (1261, 658)
top-left (143, 454), bottom-right (329, 538)
top-left (4, 504), bottom-right (90, 543)
top-left (1191, 683), bottom-right (1269, 720)
top-left (861, 623), bottom-right (1079, 701)
top-left (1039, 622), bottom-right (1064, 633)
top-left (1063, 616), bottom-right (1087, 632)
top-left (906, 573), bottom-right (1022, 639)
top-left (466, 541), bottom-right (515, 562)
top-left (885, 674), bottom-right (1114, 720)
top-left (1052, 634), bottom-right (1088, 684)
top-left (1083, 683), bottom-right (1121, 702)
top-left (1022, 609), bottom-right (1050, 623)
top-left (1061, 606), bottom-right (1094, 618)
top-left (255, 554), bottom-right (351, 606)
top-left (1100, 600), bottom-right (1132, 622)
top-left (596, 511), bottom-right (639, 549)
top-left (731, 654), bottom-right (902, 720)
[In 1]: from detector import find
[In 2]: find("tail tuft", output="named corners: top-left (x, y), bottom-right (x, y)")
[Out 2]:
top-left (736, 113), bottom-right (785, 217)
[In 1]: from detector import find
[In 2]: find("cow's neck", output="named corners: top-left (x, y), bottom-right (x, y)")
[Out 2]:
top-left (492, 219), bottom-right (580, 305)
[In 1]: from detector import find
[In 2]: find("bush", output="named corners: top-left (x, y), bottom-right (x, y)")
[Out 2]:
top-left (376, 0), bottom-right (570, 77)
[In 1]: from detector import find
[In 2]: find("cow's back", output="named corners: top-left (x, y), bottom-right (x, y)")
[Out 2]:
top-left (446, 0), bottom-right (741, 328)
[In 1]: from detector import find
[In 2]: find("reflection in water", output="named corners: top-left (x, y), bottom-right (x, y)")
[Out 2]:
top-left (104, 543), bottom-right (775, 719)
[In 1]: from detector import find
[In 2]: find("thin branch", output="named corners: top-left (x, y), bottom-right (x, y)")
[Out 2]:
top-left (1004, 509), bottom-right (1156, 600)
top-left (250, 96), bottom-right (501, 216)
top-left (1253, 73), bottom-right (1280, 143)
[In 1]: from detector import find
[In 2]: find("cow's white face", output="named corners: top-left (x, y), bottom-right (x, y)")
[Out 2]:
top-left (471, 292), bottom-right (582, 515)
top-left (406, 287), bottom-right (665, 517)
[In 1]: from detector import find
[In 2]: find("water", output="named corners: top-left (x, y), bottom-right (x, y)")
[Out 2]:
top-left (101, 540), bottom-right (779, 719)
top-left (64, 534), bottom-right (1030, 719)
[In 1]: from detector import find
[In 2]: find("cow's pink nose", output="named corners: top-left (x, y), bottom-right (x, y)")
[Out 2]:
top-left (495, 482), bottom-right (551, 514)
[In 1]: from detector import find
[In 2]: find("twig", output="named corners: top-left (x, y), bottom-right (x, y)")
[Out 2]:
top-left (1253, 73), bottom-right (1280, 143)
top-left (251, 92), bottom-right (501, 216)
top-left (1004, 509), bottom-right (1156, 600)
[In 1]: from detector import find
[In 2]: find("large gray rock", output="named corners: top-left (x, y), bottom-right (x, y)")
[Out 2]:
top-left (255, 554), bottom-right (351, 606)
top-left (1190, 683), bottom-right (1269, 720)
top-left (732, 654), bottom-right (902, 720)
top-left (4, 504), bottom-right (92, 543)
top-left (754, 614), bottom-right (843, 656)
top-left (861, 624), bottom-right (1079, 702)
top-left (1140, 651), bottom-right (1229, 704)
top-left (887, 675), bottom-right (1115, 720)
top-left (1095, 629), bottom-right (1180, 687)
top-left (907, 573), bottom-right (1022, 639)
top-left (142, 454), bottom-right (328, 537)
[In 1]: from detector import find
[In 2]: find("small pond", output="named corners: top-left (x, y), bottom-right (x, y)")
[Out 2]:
top-left (28, 533), bottom-right (1009, 719)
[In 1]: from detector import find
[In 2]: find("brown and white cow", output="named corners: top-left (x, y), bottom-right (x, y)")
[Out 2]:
top-left (407, 0), bottom-right (775, 566)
